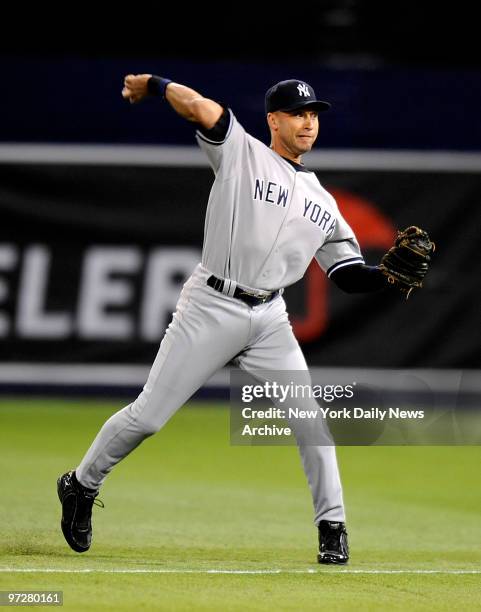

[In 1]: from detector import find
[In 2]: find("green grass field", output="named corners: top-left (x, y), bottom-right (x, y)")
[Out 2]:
top-left (0, 399), bottom-right (480, 610)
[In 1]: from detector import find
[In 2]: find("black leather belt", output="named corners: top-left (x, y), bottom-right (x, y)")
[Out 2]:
top-left (207, 274), bottom-right (280, 307)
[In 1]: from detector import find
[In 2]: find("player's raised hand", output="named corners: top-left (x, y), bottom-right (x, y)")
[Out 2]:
top-left (122, 74), bottom-right (152, 104)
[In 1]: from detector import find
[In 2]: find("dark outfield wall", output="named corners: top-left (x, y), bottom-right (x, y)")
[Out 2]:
top-left (0, 162), bottom-right (479, 368)
top-left (1, 58), bottom-right (481, 150)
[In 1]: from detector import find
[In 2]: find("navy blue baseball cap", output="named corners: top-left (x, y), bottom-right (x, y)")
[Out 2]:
top-left (265, 79), bottom-right (331, 114)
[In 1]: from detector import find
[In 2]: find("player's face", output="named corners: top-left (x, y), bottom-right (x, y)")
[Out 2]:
top-left (276, 109), bottom-right (319, 155)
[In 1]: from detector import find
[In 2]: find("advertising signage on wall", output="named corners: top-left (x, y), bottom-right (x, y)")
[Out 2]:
top-left (0, 160), bottom-right (479, 368)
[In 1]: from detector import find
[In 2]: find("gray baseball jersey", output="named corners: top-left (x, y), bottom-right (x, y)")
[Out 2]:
top-left (197, 109), bottom-right (364, 291)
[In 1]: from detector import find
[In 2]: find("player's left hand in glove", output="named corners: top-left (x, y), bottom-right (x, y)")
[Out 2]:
top-left (379, 226), bottom-right (435, 299)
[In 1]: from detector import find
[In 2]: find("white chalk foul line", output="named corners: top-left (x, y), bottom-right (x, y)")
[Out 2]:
top-left (0, 568), bottom-right (480, 575)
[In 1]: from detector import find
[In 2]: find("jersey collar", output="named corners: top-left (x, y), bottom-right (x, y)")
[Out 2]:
top-left (280, 155), bottom-right (312, 173)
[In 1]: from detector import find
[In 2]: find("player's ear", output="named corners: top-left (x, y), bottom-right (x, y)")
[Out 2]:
top-left (267, 112), bottom-right (279, 131)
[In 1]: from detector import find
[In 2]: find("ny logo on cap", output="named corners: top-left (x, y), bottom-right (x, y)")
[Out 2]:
top-left (297, 83), bottom-right (310, 97)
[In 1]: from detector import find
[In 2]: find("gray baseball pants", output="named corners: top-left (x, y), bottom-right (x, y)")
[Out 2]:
top-left (76, 263), bottom-right (345, 524)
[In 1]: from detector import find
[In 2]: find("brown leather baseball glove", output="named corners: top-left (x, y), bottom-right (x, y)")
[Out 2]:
top-left (379, 226), bottom-right (435, 298)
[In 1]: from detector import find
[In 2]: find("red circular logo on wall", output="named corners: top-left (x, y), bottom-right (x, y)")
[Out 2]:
top-left (291, 187), bottom-right (396, 342)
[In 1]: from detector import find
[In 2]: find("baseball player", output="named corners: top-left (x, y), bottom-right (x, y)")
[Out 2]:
top-left (57, 75), bottom-right (434, 564)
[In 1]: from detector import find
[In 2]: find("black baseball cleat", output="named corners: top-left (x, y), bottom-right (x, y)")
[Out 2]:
top-left (317, 520), bottom-right (349, 565)
top-left (57, 470), bottom-right (104, 553)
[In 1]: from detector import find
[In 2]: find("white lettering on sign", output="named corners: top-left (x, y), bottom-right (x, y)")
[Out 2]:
top-left (17, 245), bottom-right (72, 338)
top-left (140, 248), bottom-right (200, 341)
top-left (0, 244), bottom-right (201, 342)
top-left (77, 247), bottom-right (142, 339)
